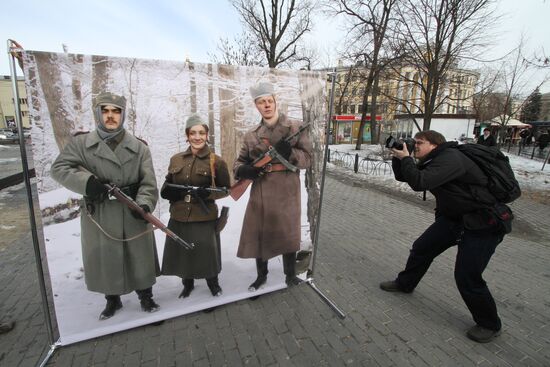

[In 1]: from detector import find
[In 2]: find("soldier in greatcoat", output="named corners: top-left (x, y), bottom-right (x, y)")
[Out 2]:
top-left (51, 92), bottom-right (160, 320)
top-left (234, 82), bottom-right (312, 291)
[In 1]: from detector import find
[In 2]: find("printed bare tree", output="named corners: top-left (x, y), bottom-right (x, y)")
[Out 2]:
top-left (230, 0), bottom-right (315, 68)
top-left (33, 52), bottom-right (75, 150)
top-left (390, 0), bottom-right (496, 131)
top-left (325, 0), bottom-right (400, 147)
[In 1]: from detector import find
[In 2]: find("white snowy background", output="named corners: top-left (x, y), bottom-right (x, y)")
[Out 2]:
top-left (21, 51), bottom-right (326, 345)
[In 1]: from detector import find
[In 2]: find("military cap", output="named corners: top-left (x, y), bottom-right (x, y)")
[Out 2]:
top-left (249, 82), bottom-right (275, 100)
top-left (93, 92), bottom-right (126, 109)
top-left (185, 114), bottom-right (206, 130)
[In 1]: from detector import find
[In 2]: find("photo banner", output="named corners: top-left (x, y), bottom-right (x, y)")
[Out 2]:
top-left (22, 50), bottom-right (327, 345)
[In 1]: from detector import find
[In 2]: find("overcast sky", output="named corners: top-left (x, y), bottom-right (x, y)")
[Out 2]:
top-left (1, 0), bottom-right (548, 92)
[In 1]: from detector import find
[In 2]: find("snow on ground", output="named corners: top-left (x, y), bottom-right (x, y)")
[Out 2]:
top-left (38, 172), bottom-right (312, 345)
top-left (328, 144), bottom-right (550, 194)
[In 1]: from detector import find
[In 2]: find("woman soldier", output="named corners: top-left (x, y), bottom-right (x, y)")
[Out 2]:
top-left (160, 114), bottom-right (230, 298)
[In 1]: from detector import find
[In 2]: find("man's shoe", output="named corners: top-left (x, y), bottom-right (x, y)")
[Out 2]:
top-left (179, 279), bottom-right (194, 298)
top-left (285, 275), bottom-right (303, 287)
top-left (379, 280), bottom-right (411, 293)
top-left (248, 275), bottom-right (267, 292)
top-left (141, 298), bottom-right (160, 313)
top-left (466, 325), bottom-right (501, 343)
top-left (99, 296), bottom-right (122, 320)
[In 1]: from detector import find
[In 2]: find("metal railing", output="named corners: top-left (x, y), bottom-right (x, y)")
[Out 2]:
top-left (328, 149), bottom-right (393, 176)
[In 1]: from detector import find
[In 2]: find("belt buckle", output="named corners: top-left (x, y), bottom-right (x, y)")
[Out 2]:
top-left (184, 194), bottom-right (191, 203)
top-left (264, 163), bottom-right (273, 173)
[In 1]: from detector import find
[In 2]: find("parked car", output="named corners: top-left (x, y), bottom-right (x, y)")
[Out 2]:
top-left (0, 129), bottom-right (18, 141)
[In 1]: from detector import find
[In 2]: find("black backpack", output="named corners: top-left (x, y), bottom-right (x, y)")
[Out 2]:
top-left (456, 144), bottom-right (521, 203)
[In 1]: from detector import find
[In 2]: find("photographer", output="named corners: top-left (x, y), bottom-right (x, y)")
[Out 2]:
top-left (380, 130), bottom-right (506, 343)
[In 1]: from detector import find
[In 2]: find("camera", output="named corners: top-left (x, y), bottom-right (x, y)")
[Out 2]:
top-left (385, 135), bottom-right (416, 152)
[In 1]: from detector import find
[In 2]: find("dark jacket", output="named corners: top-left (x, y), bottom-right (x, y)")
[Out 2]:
top-left (477, 134), bottom-right (496, 147)
top-left (392, 142), bottom-right (496, 219)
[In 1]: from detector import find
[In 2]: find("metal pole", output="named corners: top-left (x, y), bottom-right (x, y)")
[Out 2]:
top-left (7, 39), bottom-right (58, 356)
top-left (306, 69), bottom-right (346, 319)
top-left (310, 69), bottom-right (336, 276)
top-left (306, 278), bottom-right (346, 319)
top-left (542, 147), bottom-right (550, 171)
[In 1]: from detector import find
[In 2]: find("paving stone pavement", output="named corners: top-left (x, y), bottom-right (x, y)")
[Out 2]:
top-left (1, 167), bottom-right (549, 366)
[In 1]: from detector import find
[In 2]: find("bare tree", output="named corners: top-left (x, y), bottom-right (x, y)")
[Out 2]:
top-left (471, 67), bottom-right (500, 123)
top-left (488, 40), bottom-right (548, 143)
top-left (325, 0), bottom-right (400, 147)
top-left (230, 0), bottom-right (315, 68)
top-left (209, 32), bottom-right (265, 67)
top-left (390, 0), bottom-right (496, 131)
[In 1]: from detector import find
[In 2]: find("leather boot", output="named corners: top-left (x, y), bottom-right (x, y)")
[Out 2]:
top-left (283, 252), bottom-right (302, 286)
top-left (179, 278), bottom-right (195, 298)
top-left (136, 288), bottom-right (160, 313)
top-left (99, 295), bottom-right (122, 320)
top-left (206, 276), bottom-right (223, 297)
top-left (248, 259), bottom-right (268, 291)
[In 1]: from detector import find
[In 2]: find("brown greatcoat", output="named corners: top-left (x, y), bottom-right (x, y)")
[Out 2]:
top-left (233, 114), bottom-right (312, 261)
top-left (161, 145), bottom-right (230, 278)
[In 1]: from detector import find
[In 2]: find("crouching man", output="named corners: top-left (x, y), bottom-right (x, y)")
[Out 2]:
top-left (51, 92), bottom-right (160, 320)
top-left (380, 130), bottom-right (508, 343)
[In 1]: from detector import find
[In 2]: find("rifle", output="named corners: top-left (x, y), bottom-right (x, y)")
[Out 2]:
top-left (164, 183), bottom-right (229, 214)
top-left (104, 183), bottom-right (194, 250)
top-left (230, 123), bottom-right (311, 201)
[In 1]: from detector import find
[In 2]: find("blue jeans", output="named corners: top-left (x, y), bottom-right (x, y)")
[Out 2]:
top-left (396, 216), bottom-right (504, 331)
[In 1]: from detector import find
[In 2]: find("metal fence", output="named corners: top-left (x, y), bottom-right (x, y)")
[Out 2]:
top-left (328, 149), bottom-right (393, 176)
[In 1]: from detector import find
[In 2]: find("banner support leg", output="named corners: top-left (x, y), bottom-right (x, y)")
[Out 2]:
top-left (306, 278), bottom-right (346, 319)
top-left (38, 342), bottom-right (60, 367)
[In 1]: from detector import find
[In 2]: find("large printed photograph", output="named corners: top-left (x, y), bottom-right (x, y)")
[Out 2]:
top-left (22, 50), bottom-right (327, 345)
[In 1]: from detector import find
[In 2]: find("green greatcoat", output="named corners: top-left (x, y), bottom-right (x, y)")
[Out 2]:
top-left (50, 130), bottom-right (159, 295)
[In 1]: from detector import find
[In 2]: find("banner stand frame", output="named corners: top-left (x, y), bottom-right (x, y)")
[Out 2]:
top-left (306, 69), bottom-right (346, 319)
top-left (7, 46), bottom-right (343, 365)
top-left (7, 40), bottom-right (61, 367)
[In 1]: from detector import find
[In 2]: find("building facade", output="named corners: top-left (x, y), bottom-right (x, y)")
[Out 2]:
top-left (325, 62), bottom-right (479, 143)
top-left (0, 75), bottom-right (30, 129)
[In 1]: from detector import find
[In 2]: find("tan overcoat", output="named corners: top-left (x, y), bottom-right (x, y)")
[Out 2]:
top-left (50, 130), bottom-right (159, 295)
top-left (233, 114), bottom-right (312, 260)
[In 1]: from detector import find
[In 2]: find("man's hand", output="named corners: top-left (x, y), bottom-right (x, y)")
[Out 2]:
top-left (238, 164), bottom-right (263, 180)
top-left (274, 139), bottom-right (292, 160)
top-left (85, 176), bottom-right (108, 199)
top-left (131, 204), bottom-right (150, 220)
top-left (391, 142), bottom-right (411, 160)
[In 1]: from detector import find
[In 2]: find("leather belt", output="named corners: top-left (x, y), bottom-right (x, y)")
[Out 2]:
top-left (264, 163), bottom-right (288, 173)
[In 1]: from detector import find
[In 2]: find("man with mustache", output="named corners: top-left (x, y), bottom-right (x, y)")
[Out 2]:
top-left (51, 92), bottom-right (160, 320)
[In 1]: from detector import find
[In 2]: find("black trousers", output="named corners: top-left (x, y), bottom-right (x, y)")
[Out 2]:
top-left (396, 215), bottom-right (504, 331)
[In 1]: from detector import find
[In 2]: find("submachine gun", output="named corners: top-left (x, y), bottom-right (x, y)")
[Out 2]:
top-left (230, 123), bottom-right (311, 201)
